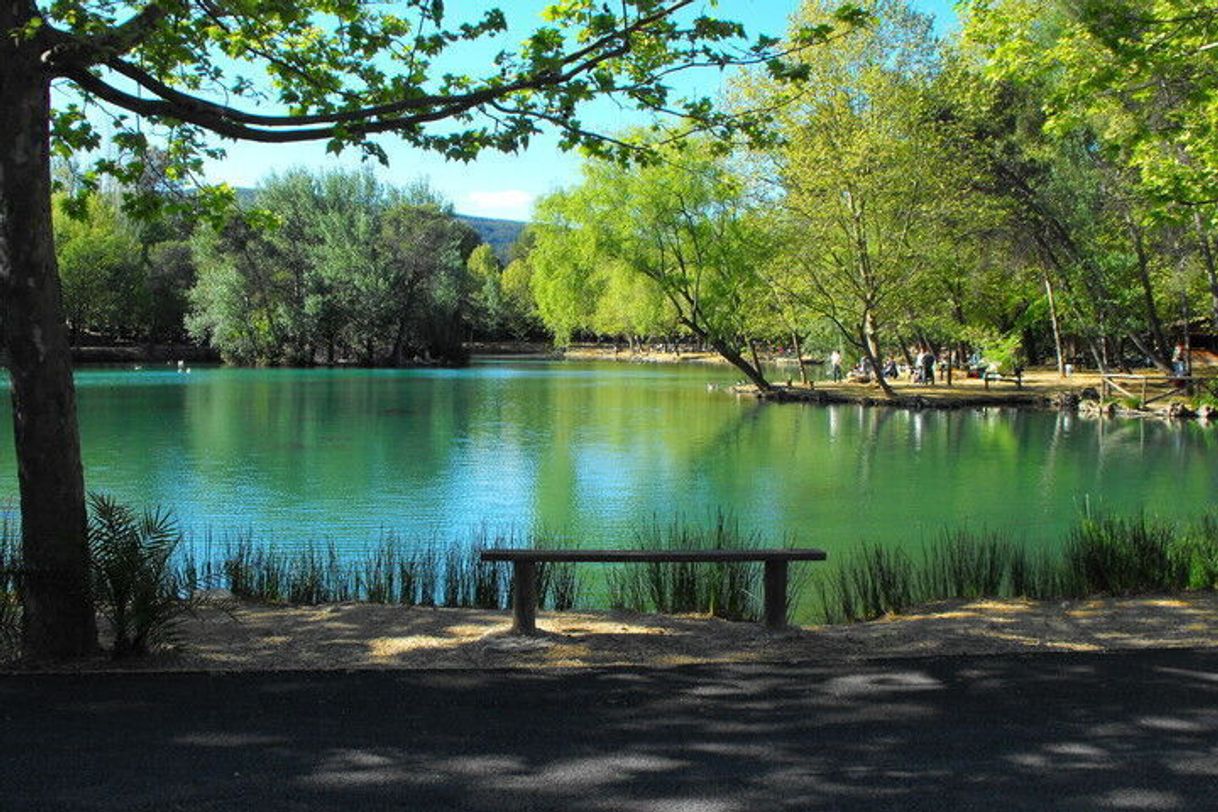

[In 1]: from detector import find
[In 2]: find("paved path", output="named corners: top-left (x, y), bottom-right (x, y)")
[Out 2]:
top-left (3, 649), bottom-right (1218, 810)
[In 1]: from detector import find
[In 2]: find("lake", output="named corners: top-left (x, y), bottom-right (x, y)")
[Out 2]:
top-left (2, 360), bottom-right (1216, 563)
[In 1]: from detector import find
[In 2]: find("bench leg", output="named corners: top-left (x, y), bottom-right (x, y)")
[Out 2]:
top-left (511, 560), bottom-right (537, 635)
top-left (763, 560), bottom-right (788, 630)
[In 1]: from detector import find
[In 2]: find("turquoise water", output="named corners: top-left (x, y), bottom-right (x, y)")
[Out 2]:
top-left (1, 360), bottom-right (1216, 561)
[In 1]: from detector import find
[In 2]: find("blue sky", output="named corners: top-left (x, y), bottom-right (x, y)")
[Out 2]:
top-left (200, 1), bottom-right (959, 220)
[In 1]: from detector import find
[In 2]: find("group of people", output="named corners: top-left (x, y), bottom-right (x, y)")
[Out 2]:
top-left (827, 348), bottom-right (939, 384)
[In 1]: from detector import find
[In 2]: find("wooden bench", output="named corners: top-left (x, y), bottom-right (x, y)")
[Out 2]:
top-left (982, 369), bottom-right (1022, 390)
top-left (479, 548), bottom-right (828, 634)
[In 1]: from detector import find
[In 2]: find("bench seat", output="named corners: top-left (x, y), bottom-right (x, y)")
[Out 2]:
top-left (481, 548), bottom-right (827, 633)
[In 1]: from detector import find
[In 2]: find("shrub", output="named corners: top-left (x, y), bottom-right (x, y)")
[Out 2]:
top-left (88, 493), bottom-right (196, 657)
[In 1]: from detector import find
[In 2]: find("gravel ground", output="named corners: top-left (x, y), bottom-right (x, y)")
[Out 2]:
top-left (5, 592), bottom-right (1216, 672)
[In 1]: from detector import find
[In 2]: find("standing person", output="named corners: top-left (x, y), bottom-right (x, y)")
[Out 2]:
top-left (830, 349), bottom-right (843, 382)
top-left (1172, 343), bottom-right (1187, 377)
top-left (922, 348), bottom-right (936, 385)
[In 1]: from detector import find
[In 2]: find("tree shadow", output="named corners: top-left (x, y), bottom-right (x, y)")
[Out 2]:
top-left (3, 649), bottom-right (1218, 810)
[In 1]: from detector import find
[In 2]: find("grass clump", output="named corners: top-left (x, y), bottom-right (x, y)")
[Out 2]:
top-left (1173, 515), bottom-right (1218, 591)
top-left (608, 514), bottom-right (765, 622)
top-left (812, 512), bottom-right (1215, 625)
top-left (1064, 514), bottom-right (1188, 596)
top-left (210, 527), bottom-right (547, 611)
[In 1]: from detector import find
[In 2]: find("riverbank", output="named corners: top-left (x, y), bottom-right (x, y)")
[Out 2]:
top-left (70, 344), bottom-right (221, 364)
top-left (734, 369), bottom-right (1218, 420)
top-left (4, 592), bottom-right (1217, 672)
top-left (562, 344), bottom-right (1218, 417)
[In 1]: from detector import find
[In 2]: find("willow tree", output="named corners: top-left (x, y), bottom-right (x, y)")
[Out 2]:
top-left (531, 143), bottom-right (776, 388)
top-left (1, 0), bottom-right (863, 658)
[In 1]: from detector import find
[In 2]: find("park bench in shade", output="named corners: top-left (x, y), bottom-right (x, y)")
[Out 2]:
top-left (480, 548), bottom-right (828, 634)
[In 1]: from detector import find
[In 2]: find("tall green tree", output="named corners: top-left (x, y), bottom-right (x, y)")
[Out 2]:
top-left (531, 142), bottom-right (775, 388)
top-left (743, 0), bottom-right (948, 397)
top-left (53, 192), bottom-right (145, 344)
top-left (963, 0), bottom-right (1218, 333)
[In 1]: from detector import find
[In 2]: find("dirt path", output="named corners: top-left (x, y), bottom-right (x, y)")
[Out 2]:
top-left (7, 592), bottom-right (1216, 672)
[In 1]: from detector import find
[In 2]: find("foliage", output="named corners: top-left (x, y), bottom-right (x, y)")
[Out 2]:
top-left (741, 0), bottom-right (956, 395)
top-left (87, 494), bottom-right (195, 658)
top-left (53, 193), bottom-right (145, 342)
top-left (34, 1), bottom-right (865, 226)
top-left (188, 169), bottom-right (483, 365)
top-left (530, 139), bottom-right (775, 387)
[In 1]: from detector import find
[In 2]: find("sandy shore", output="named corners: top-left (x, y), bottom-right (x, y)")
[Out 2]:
top-left (6, 592), bottom-right (1217, 672)
top-left (565, 345), bottom-right (1218, 417)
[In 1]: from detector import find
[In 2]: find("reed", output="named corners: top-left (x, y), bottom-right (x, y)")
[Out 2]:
top-left (810, 513), bottom-right (1217, 624)
top-left (8, 500), bottom-right (1218, 658)
top-left (1064, 514), bottom-right (1189, 596)
top-left (607, 513), bottom-right (765, 622)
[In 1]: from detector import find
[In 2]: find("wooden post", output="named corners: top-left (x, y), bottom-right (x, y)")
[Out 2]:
top-left (511, 560), bottom-right (537, 635)
top-left (763, 559), bottom-right (788, 630)
top-left (1140, 378), bottom-right (1147, 405)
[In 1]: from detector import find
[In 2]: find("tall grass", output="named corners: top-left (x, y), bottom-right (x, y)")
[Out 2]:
top-left (814, 512), bottom-right (1218, 624)
top-left (607, 514), bottom-right (767, 622)
top-left (193, 527), bottom-right (555, 611)
top-left (8, 502), bottom-right (1218, 658)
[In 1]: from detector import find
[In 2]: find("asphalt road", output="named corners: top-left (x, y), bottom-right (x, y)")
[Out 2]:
top-left (2, 649), bottom-right (1217, 811)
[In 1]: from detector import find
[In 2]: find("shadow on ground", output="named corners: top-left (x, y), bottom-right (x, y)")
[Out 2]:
top-left (2, 649), bottom-right (1217, 810)
top-left (16, 594), bottom-right (1211, 673)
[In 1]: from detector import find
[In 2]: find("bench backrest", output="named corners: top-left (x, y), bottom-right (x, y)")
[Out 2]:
top-left (480, 549), bottom-right (826, 563)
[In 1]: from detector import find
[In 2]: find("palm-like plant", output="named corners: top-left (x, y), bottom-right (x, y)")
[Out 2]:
top-left (0, 523), bottom-right (21, 654)
top-left (88, 493), bottom-right (192, 657)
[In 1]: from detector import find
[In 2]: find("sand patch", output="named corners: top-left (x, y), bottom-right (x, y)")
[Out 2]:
top-left (5, 592), bottom-right (1218, 672)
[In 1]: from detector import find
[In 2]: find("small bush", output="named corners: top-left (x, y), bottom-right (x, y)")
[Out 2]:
top-left (88, 493), bottom-right (196, 657)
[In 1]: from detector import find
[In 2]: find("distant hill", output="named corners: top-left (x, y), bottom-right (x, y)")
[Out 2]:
top-left (232, 187), bottom-right (525, 259)
top-left (455, 215), bottom-right (526, 260)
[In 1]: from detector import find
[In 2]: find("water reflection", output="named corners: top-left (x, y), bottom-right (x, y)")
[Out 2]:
top-left (0, 361), bottom-right (1215, 561)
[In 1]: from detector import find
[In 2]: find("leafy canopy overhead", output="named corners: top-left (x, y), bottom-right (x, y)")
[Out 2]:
top-left (28, 0), bottom-right (867, 218)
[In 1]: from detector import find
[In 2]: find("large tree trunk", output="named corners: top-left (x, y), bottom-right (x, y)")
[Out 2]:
top-left (860, 312), bottom-right (896, 399)
top-left (1128, 219), bottom-right (1171, 368)
top-left (0, 28), bottom-right (98, 659)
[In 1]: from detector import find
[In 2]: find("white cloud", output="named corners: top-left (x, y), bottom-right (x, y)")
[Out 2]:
top-left (462, 189), bottom-right (535, 220)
